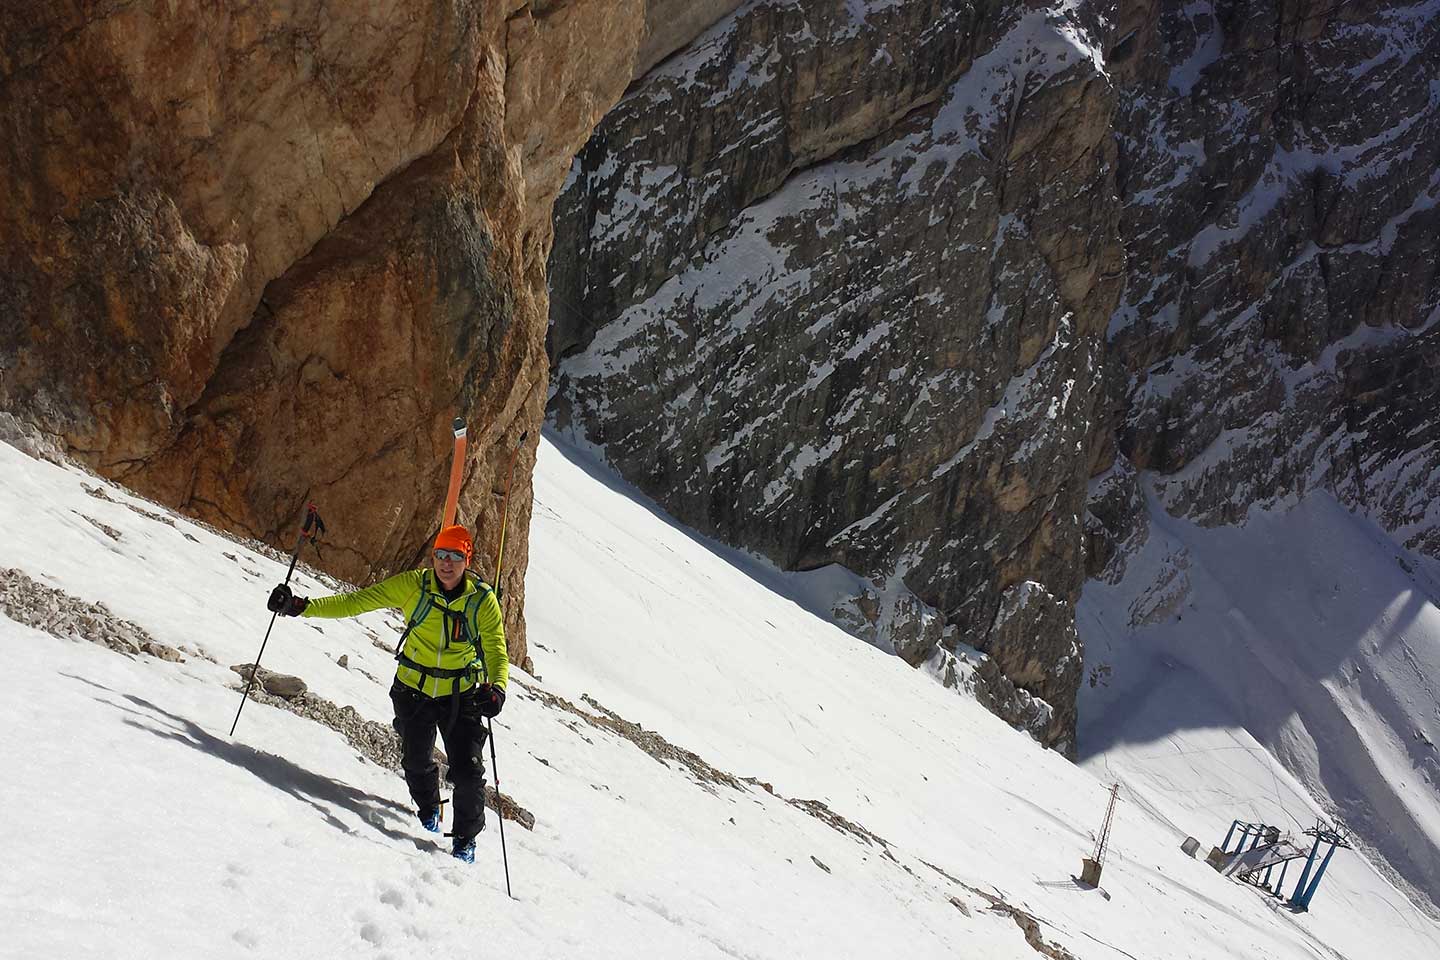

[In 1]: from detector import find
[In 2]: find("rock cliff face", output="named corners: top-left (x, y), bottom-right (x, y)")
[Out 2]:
top-left (6, 0), bottom-right (1435, 759)
top-left (549, 0), bottom-right (1439, 750)
top-left (550, 0), bottom-right (1124, 751)
top-left (0, 1), bottom-right (739, 665)
top-left (1101, 0), bottom-right (1440, 563)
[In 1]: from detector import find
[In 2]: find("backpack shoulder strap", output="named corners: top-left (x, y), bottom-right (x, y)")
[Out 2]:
top-left (392, 570), bottom-right (437, 658)
top-left (461, 575), bottom-right (494, 644)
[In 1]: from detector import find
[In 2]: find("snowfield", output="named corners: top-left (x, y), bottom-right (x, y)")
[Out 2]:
top-left (1079, 483), bottom-right (1440, 922)
top-left (2, 435), bottom-right (1438, 959)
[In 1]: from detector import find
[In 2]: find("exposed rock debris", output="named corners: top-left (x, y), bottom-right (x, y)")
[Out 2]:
top-left (76, 512), bottom-right (122, 541)
top-left (783, 797), bottom-right (889, 849)
top-left (523, 671), bottom-right (1079, 955)
top-left (229, 665), bottom-right (535, 831)
top-left (519, 680), bottom-right (903, 863)
top-left (0, 567), bottom-right (183, 661)
top-left (920, 858), bottom-right (964, 886)
top-left (124, 503), bottom-right (176, 527)
top-left (85, 482), bottom-right (180, 528)
top-left (961, 883), bottom-right (1078, 960)
top-left (231, 663), bottom-right (309, 699)
top-left (518, 680), bottom-right (744, 791)
top-left (82, 483), bottom-right (116, 502)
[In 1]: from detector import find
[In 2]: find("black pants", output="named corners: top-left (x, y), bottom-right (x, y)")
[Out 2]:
top-left (390, 679), bottom-right (488, 843)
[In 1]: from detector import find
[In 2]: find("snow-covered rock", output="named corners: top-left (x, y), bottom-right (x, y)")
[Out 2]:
top-left (550, 0), bottom-right (1439, 764)
top-left (550, 0), bottom-right (1122, 749)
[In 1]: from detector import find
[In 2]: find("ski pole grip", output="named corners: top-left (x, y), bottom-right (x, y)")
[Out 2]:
top-left (282, 503), bottom-right (323, 583)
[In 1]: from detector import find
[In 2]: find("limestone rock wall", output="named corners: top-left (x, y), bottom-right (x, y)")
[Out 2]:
top-left (550, 0), bottom-right (1124, 750)
top-left (0, 0), bottom-right (726, 666)
top-left (1105, 0), bottom-right (1440, 549)
top-left (549, 0), bottom-right (1439, 751)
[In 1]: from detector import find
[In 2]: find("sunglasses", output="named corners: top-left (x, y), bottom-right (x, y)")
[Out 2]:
top-left (433, 549), bottom-right (468, 564)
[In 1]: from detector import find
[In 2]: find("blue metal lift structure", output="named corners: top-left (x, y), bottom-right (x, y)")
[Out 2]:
top-left (1215, 819), bottom-right (1351, 911)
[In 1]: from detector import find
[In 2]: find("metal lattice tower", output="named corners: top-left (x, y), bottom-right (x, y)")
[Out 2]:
top-left (1093, 783), bottom-right (1121, 865)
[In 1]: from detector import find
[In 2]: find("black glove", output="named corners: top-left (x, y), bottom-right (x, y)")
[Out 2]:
top-left (266, 583), bottom-right (309, 617)
top-left (475, 683), bottom-right (506, 718)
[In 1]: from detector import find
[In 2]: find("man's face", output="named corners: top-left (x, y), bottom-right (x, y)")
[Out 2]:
top-left (432, 548), bottom-right (467, 589)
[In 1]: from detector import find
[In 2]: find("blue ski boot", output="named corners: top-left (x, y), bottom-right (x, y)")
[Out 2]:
top-left (418, 808), bottom-right (441, 834)
top-left (452, 839), bottom-right (476, 864)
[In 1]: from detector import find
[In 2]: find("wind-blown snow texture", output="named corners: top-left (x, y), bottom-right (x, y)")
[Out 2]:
top-left (2, 435), bottom-right (1438, 958)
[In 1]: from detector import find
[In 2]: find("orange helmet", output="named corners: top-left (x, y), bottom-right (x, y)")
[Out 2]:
top-left (433, 525), bottom-right (473, 562)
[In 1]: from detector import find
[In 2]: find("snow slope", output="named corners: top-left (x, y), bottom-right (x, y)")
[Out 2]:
top-left (3, 435), bottom-right (1438, 959)
top-left (1079, 483), bottom-right (1440, 919)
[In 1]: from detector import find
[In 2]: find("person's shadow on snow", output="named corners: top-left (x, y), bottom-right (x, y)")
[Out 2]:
top-left (64, 673), bottom-right (413, 845)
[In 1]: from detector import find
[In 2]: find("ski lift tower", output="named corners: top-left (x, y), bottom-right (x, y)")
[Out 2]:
top-left (1081, 783), bottom-right (1120, 887)
top-left (1289, 822), bottom-right (1352, 911)
top-left (1208, 818), bottom-right (1351, 911)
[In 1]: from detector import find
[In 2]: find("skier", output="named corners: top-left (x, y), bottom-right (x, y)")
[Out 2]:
top-left (265, 524), bottom-right (508, 863)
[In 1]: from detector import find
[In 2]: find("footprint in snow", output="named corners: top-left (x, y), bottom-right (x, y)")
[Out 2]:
top-left (231, 929), bottom-right (260, 949)
top-left (410, 836), bottom-right (443, 854)
top-left (222, 861), bottom-right (250, 890)
top-left (355, 910), bottom-right (386, 947)
top-left (406, 864), bottom-right (439, 905)
top-left (401, 923), bottom-right (435, 942)
top-left (378, 885), bottom-right (406, 909)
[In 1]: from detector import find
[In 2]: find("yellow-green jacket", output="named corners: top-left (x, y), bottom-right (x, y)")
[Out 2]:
top-left (303, 569), bottom-right (508, 697)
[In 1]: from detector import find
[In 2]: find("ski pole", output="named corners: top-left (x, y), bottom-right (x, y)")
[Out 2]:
top-left (230, 504), bottom-right (324, 736)
top-left (484, 429), bottom-right (527, 898)
top-left (475, 654), bottom-right (512, 898)
top-left (491, 429), bottom-right (529, 601)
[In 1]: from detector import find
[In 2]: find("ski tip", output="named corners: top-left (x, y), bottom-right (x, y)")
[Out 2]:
top-left (452, 417), bottom-right (467, 436)
top-left (518, 430), bottom-right (529, 444)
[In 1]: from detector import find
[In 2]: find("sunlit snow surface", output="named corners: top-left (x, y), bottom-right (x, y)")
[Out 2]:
top-left (2, 436), bottom-right (1438, 958)
top-left (1079, 485), bottom-right (1440, 920)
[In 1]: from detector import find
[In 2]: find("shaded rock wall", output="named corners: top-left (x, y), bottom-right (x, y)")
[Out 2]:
top-left (1104, 0), bottom-right (1440, 549)
top-left (550, 0), bottom-right (1123, 750)
top-left (549, 0), bottom-right (1439, 750)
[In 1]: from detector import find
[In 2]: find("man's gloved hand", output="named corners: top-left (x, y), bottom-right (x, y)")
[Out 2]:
top-left (474, 683), bottom-right (506, 718)
top-left (266, 583), bottom-right (309, 617)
